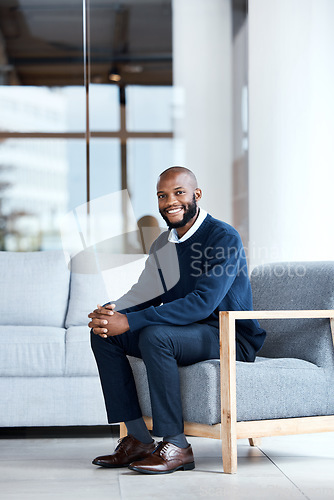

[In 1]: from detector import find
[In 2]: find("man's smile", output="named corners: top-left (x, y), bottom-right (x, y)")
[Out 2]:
top-left (165, 207), bottom-right (184, 216)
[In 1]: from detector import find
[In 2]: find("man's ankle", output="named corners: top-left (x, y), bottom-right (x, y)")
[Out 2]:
top-left (163, 433), bottom-right (189, 449)
top-left (125, 417), bottom-right (153, 444)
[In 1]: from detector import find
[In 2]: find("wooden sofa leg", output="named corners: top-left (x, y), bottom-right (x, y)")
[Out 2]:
top-left (119, 422), bottom-right (127, 439)
top-left (249, 438), bottom-right (262, 447)
top-left (222, 433), bottom-right (237, 474)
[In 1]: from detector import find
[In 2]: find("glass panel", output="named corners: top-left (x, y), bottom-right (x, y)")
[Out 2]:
top-left (62, 87), bottom-right (86, 132)
top-left (67, 140), bottom-right (87, 211)
top-left (0, 1), bottom-right (85, 132)
top-left (89, 138), bottom-right (121, 199)
top-left (89, 1), bottom-right (172, 88)
top-left (0, 86), bottom-right (86, 133)
top-left (0, 0), bottom-right (84, 87)
top-left (0, 138), bottom-right (86, 251)
top-left (126, 86), bottom-right (174, 132)
top-left (88, 139), bottom-right (127, 254)
top-left (89, 85), bottom-right (120, 131)
top-left (127, 138), bottom-right (174, 222)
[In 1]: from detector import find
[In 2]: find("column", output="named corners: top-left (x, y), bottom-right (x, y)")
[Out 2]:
top-left (248, 0), bottom-right (334, 267)
top-left (172, 0), bottom-right (233, 223)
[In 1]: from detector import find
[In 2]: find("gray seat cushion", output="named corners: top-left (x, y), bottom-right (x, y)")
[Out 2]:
top-left (128, 356), bottom-right (330, 425)
top-left (65, 326), bottom-right (99, 376)
top-left (236, 357), bottom-right (330, 421)
top-left (0, 376), bottom-right (107, 427)
top-left (0, 326), bottom-right (65, 376)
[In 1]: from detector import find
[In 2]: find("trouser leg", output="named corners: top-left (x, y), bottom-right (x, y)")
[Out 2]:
top-left (137, 323), bottom-right (220, 437)
top-left (90, 329), bottom-right (143, 423)
top-left (91, 323), bottom-right (245, 437)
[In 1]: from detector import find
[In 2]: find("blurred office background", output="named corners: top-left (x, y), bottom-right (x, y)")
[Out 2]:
top-left (0, 0), bottom-right (333, 266)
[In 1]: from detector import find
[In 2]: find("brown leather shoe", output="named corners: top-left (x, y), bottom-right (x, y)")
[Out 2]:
top-left (128, 441), bottom-right (195, 474)
top-left (92, 435), bottom-right (156, 468)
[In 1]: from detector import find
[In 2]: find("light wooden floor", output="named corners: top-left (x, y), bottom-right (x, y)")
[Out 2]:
top-left (0, 427), bottom-right (333, 499)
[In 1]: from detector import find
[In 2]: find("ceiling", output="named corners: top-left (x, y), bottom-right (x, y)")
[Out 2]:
top-left (0, 0), bottom-right (247, 87)
top-left (0, 0), bottom-right (172, 86)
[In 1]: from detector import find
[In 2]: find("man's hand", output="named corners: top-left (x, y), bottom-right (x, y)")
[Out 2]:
top-left (88, 303), bottom-right (129, 338)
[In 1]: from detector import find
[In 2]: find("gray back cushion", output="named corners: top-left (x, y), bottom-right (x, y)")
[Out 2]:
top-left (0, 251), bottom-right (70, 327)
top-left (65, 254), bottom-right (147, 327)
top-left (251, 261), bottom-right (334, 369)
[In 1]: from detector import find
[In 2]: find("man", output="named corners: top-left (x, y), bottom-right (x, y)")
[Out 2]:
top-left (89, 166), bottom-right (266, 474)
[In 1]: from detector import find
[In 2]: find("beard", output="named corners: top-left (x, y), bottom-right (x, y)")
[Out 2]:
top-left (159, 193), bottom-right (198, 229)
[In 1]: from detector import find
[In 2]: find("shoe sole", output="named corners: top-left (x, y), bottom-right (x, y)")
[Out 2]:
top-left (92, 455), bottom-right (151, 468)
top-left (128, 462), bottom-right (195, 474)
top-left (92, 460), bottom-right (130, 468)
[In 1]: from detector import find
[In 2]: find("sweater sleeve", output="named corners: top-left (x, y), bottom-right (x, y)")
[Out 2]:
top-left (103, 252), bottom-right (164, 314)
top-left (126, 231), bottom-right (242, 331)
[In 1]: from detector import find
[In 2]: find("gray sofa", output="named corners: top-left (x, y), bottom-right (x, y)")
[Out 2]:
top-left (1, 252), bottom-right (333, 430)
top-left (0, 250), bottom-right (146, 427)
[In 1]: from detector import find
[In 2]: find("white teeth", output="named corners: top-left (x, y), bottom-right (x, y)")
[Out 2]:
top-left (167, 208), bottom-right (182, 214)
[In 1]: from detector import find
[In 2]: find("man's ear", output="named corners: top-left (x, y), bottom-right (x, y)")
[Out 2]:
top-left (194, 188), bottom-right (202, 201)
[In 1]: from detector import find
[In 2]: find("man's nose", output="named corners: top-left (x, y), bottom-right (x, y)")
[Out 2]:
top-left (165, 193), bottom-right (178, 205)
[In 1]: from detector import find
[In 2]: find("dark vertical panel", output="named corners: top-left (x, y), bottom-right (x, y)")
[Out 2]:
top-left (83, 0), bottom-right (91, 206)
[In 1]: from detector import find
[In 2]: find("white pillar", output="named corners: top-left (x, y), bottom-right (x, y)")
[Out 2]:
top-left (249, 0), bottom-right (334, 267)
top-left (172, 0), bottom-right (233, 223)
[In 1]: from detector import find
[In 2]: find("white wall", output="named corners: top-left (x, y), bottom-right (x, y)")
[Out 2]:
top-left (249, 0), bottom-right (334, 267)
top-left (172, 0), bottom-right (233, 223)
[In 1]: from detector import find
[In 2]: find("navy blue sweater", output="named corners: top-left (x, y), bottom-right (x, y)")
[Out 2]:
top-left (114, 214), bottom-right (266, 362)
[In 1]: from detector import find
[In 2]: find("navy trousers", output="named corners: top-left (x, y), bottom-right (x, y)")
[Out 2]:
top-left (91, 323), bottom-right (244, 437)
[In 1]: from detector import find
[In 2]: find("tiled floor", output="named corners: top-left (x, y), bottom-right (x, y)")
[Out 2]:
top-left (0, 428), bottom-right (333, 499)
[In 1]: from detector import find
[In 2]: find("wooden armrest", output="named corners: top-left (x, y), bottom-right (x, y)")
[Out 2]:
top-left (219, 309), bottom-right (334, 362)
top-left (221, 309), bottom-right (334, 321)
top-left (219, 310), bottom-right (334, 359)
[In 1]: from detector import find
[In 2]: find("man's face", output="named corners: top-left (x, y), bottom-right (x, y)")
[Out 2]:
top-left (157, 172), bottom-right (201, 230)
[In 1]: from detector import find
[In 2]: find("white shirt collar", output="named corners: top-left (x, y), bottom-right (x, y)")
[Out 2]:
top-left (168, 208), bottom-right (207, 244)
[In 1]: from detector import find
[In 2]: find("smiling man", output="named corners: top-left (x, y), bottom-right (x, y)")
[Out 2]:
top-left (157, 168), bottom-right (199, 236)
top-left (89, 166), bottom-right (266, 474)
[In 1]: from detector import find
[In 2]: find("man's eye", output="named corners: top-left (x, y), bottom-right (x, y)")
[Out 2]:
top-left (158, 194), bottom-right (165, 199)
top-left (176, 191), bottom-right (185, 195)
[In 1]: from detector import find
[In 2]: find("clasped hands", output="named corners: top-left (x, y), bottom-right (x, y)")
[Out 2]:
top-left (88, 303), bottom-right (129, 338)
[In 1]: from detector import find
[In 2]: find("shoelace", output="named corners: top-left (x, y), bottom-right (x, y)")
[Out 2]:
top-left (154, 441), bottom-right (170, 457)
top-left (114, 436), bottom-right (129, 451)
top-left (161, 443), bottom-right (169, 454)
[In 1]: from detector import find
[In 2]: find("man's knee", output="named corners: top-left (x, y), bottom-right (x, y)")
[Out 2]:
top-left (90, 329), bottom-right (110, 354)
top-left (138, 325), bottom-right (171, 353)
top-left (90, 329), bottom-right (100, 352)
